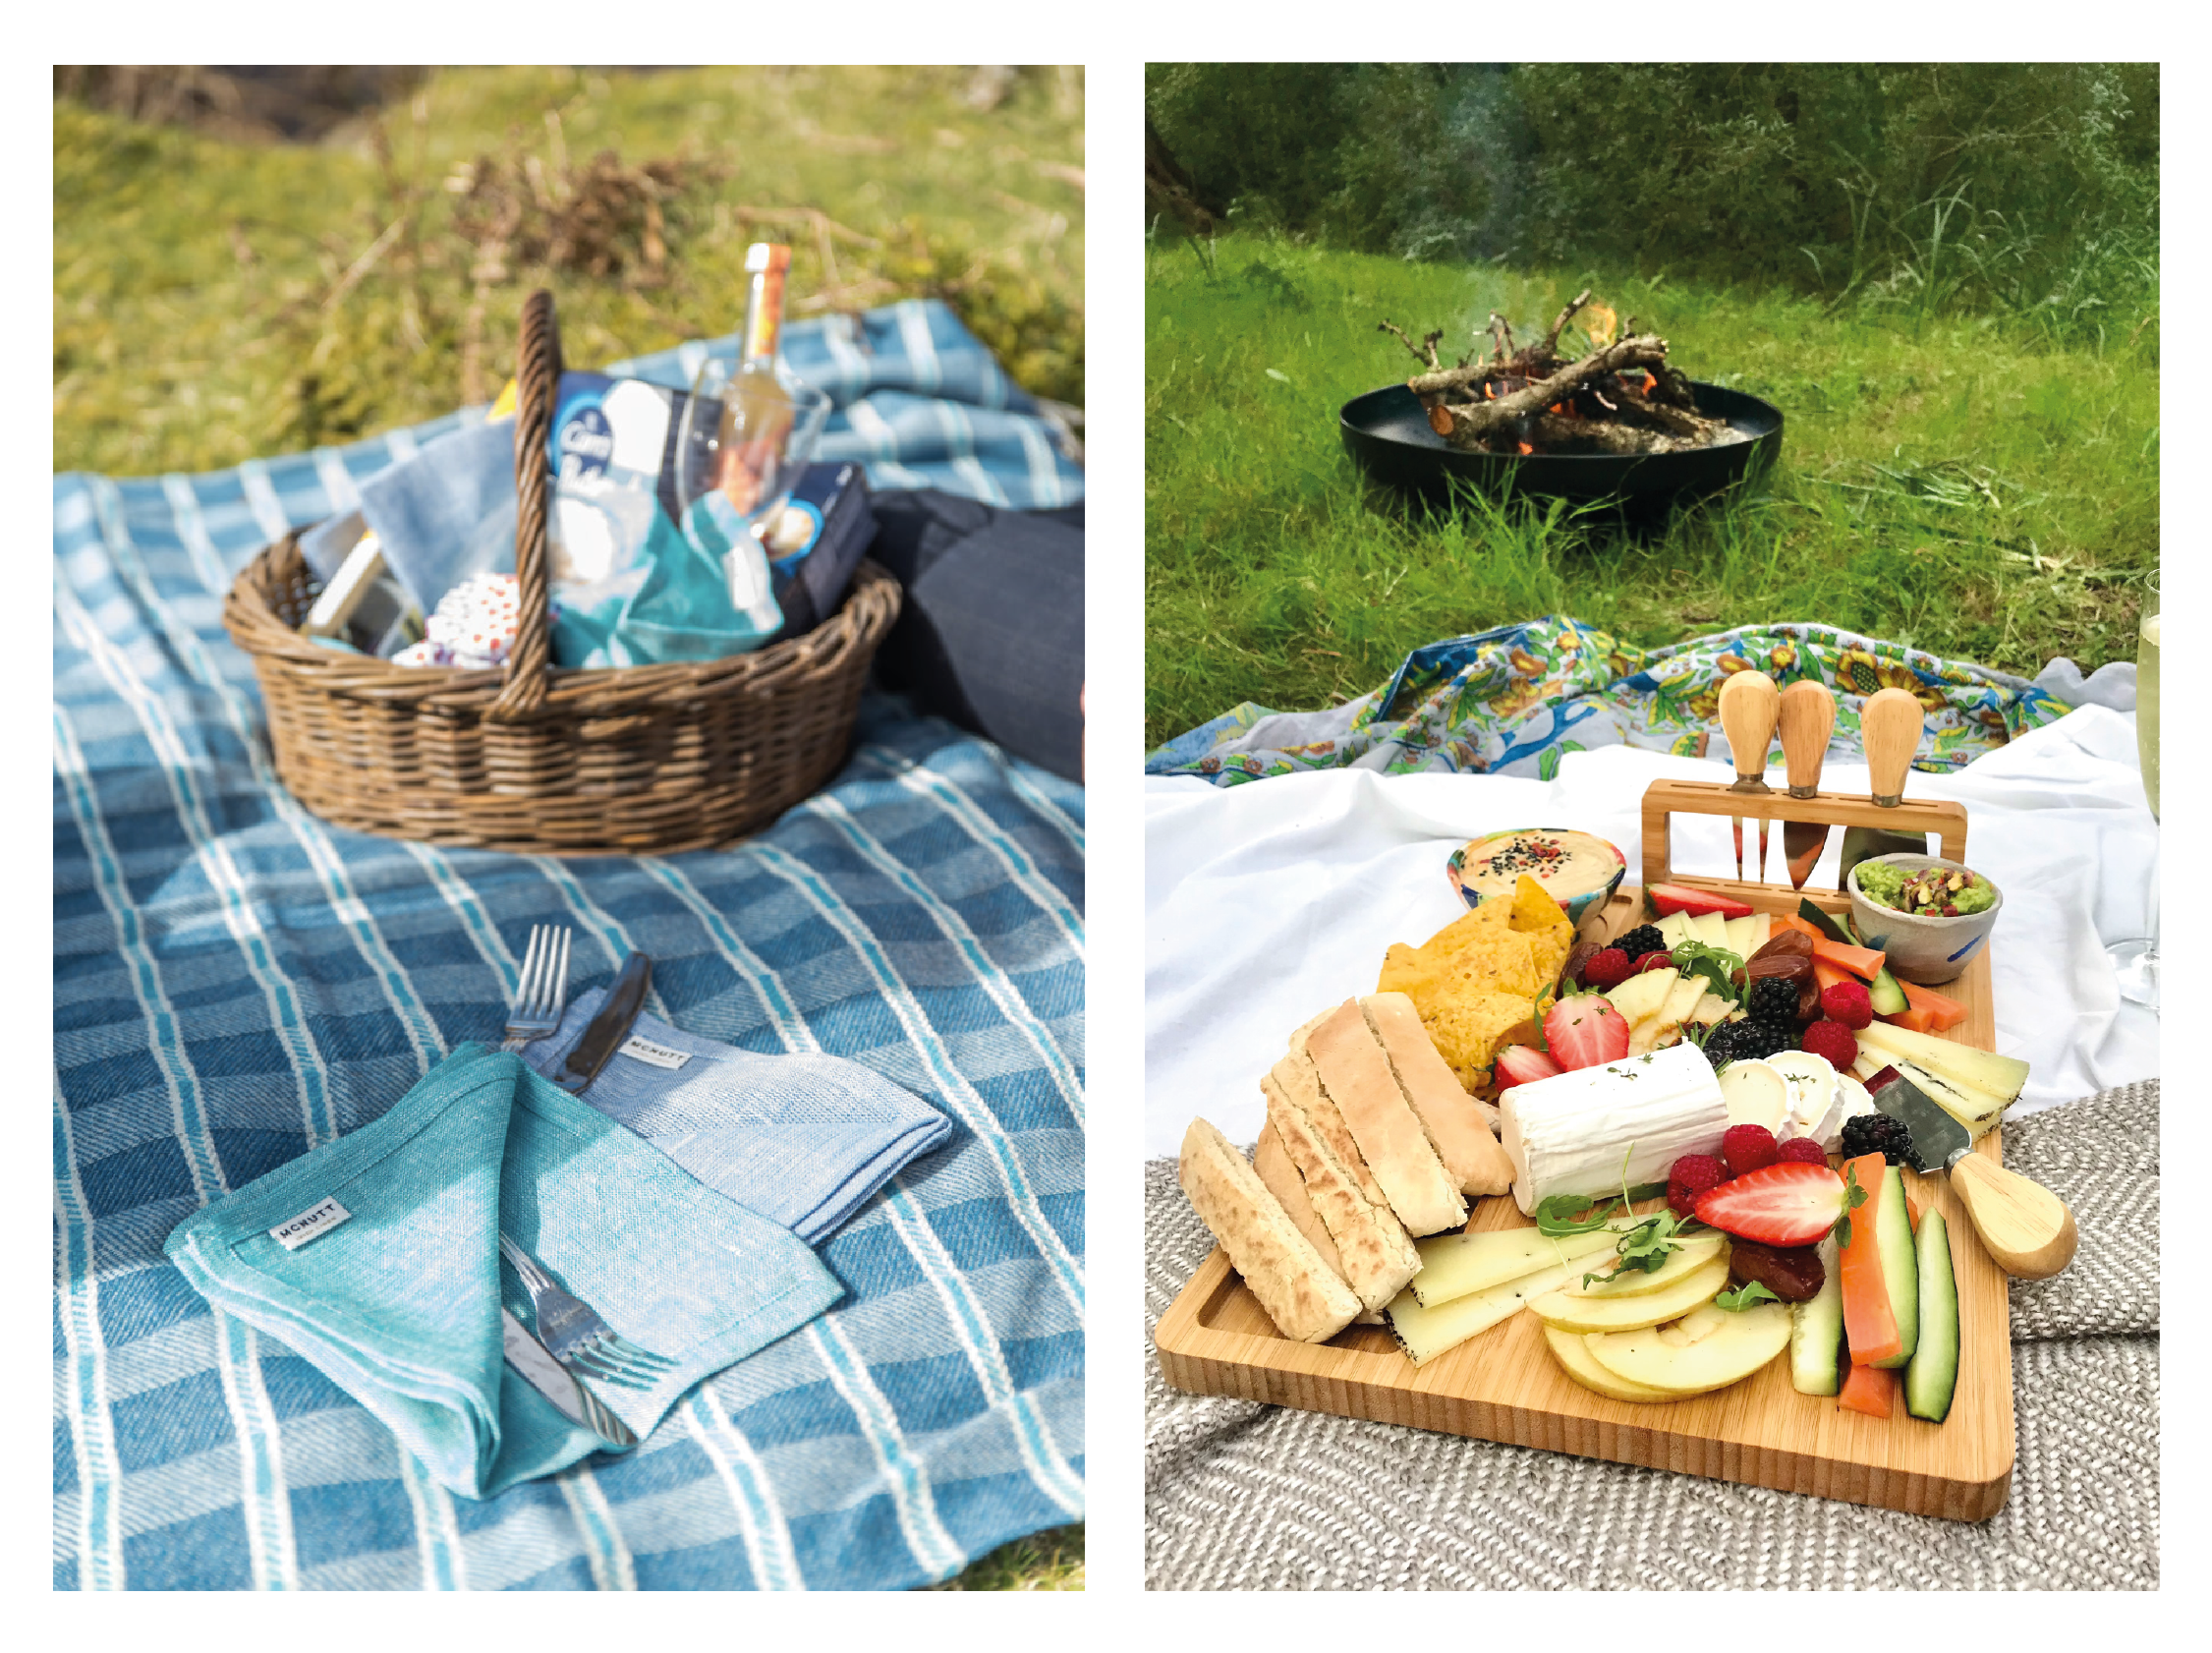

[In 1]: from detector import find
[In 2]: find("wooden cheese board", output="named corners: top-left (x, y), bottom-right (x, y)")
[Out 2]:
top-left (1155, 787), bottom-right (2016, 1520)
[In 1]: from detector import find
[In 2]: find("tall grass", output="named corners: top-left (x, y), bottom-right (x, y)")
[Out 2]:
top-left (1145, 237), bottom-right (2157, 750)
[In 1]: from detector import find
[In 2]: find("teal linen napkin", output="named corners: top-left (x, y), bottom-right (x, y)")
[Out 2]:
top-left (551, 499), bottom-right (777, 669)
top-left (164, 1044), bottom-right (842, 1499)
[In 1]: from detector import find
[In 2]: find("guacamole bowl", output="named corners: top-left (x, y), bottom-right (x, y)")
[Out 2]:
top-left (1446, 827), bottom-right (1626, 929)
top-left (1846, 853), bottom-right (2003, 985)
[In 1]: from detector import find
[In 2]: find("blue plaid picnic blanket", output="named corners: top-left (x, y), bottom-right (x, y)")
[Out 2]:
top-left (53, 302), bottom-right (1084, 1591)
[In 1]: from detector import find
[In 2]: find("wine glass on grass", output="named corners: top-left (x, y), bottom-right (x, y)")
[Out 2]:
top-left (2109, 574), bottom-right (2158, 1008)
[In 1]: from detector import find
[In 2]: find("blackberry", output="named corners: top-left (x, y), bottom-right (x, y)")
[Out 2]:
top-left (1746, 977), bottom-right (1799, 1027)
top-left (1697, 1019), bottom-right (1756, 1068)
top-left (1840, 1112), bottom-right (1915, 1166)
top-left (1614, 923), bottom-right (1666, 962)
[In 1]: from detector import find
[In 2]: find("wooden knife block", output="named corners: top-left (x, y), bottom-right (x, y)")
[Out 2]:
top-left (1639, 778), bottom-right (1968, 914)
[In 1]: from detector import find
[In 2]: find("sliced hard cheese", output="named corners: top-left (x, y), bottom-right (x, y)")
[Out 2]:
top-left (1717, 1058), bottom-right (1790, 1134)
top-left (1179, 1117), bottom-right (1360, 1343)
top-left (1408, 1223), bottom-right (1620, 1308)
top-left (1744, 913), bottom-right (1773, 956)
top-left (1856, 1021), bottom-right (2028, 1103)
top-left (1722, 914), bottom-right (1758, 957)
top-left (1689, 910), bottom-right (1730, 948)
top-left (1360, 992), bottom-right (1513, 1198)
top-left (1270, 1049), bottom-right (1390, 1211)
top-left (1657, 913), bottom-right (1694, 946)
top-left (1305, 1000), bottom-right (1468, 1236)
top-left (1386, 1257), bottom-right (1580, 1367)
top-left (1497, 1042), bottom-right (1729, 1215)
top-left (1262, 1071), bottom-right (1418, 1314)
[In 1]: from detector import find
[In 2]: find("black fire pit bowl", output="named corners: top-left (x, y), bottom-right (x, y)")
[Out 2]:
top-left (1339, 379), bottom-right (1784, 520)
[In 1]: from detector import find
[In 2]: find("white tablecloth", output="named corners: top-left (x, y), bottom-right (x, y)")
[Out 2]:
top-left (1145, 705), bottom-right (2158, 1157)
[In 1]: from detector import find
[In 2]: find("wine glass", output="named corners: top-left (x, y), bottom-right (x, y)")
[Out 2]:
top-left (672, 358), bottom-right (833, 621)
top-left (2109, 573), bottom-right (2158, 1008)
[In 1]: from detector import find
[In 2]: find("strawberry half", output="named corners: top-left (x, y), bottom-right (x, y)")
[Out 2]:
top-left (1646, 882), bottom-right (1754, 920)
top-left (1494, 1045), bottom-right (1563, 1088)
top-left (1692, 1161), bottom-right (1848, 1246)
top-left (1541, 991), bottom-right (1631, 1071)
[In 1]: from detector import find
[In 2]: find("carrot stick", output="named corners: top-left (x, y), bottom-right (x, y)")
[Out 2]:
top-left (1838, 1152), bottom-right (1901, 1365)
top-left (1812, 958), bottom-right (1854, 995)
top-left (1895, 977), bottom-right (1968, 1032)
top-left (1881, 1004), bottom-right (1938, 1034)
top-left (1838, 1360), bottom-right (1895, 1418)
top-left (1773, 914), bottom-right (1825, 941)
top-left (1810, 937), bottom-right (1887, 979)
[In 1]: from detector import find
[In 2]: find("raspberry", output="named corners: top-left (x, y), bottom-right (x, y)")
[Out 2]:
top-left (1670, 1152), bottom-right (1729, 1196)
top-left (1774, 1136), bottom-right (1830, 1166)
top-left (1799, 1018), bottom-right (1858, 1069)
top-left (1580, 947), bottom-right (1634, 989)
top-left (1723, 1123), bottom-right (1780, 1178)
top-left (1637, 950), bottom-right (1677, 974)
top-left (1820, 981), bottom-right (1874, 1029)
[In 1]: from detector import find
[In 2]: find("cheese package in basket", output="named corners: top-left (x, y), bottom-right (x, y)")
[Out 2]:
top-left (1497, 1042), bottom-right (1729, 1215)
top-left (1179, 1117), bottom-right (1359, 1343)
top-left (1301, 1001), bottom-right (1468, 1236)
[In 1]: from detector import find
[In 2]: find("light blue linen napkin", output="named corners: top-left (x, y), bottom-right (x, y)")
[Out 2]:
top-left (520, 987), bottom-right (953, 1245)
top-left (164, 1044), bottom-right (842, 1500)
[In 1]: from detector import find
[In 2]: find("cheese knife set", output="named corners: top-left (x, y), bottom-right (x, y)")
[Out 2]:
top-left (1157, 774), bottom-right (2068, 1519)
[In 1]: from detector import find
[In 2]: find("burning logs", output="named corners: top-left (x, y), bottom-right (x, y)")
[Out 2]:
top-left (1378, 292), bottom-right (1746, 458)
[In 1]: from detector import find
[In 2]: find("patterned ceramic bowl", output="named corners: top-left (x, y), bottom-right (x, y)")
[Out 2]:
top-left (1845, 853), bottom-right (2003, 985)
top-left (1446, 827), bottom-right (1627, 927)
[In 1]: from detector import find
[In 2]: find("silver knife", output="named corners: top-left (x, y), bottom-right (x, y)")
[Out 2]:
top-left (1866, 1066), bottom-right (2076, 1280)
top-left (556, 952), bottom-right (653, 1095)
top-left (502, 1307), bottom-right (637, 1448)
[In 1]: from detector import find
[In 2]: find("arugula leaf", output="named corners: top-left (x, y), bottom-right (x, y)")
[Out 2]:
top-left (1833, 1160), bottom-right (1872, 1248)
top-left (1714, 1280), bottom-right (1782, 1312)
top-left (1534, 1192), bottom-right (1621, 1236)
top-left (1669, 940), bottom-right (1746, 1003)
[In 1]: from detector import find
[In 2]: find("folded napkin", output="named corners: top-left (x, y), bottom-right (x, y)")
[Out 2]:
top-left (520, 987), bottom-right (953, 1245)
top-left (164, 1045), bottom-right (842, 1500)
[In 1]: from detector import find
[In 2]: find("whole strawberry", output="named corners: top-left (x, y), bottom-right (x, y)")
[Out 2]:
top-left (1722, 1122), bottom-right (1780, 1178)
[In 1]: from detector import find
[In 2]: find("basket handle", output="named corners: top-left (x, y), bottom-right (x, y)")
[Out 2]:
top-left (488, 290), bottom-right (563, 722)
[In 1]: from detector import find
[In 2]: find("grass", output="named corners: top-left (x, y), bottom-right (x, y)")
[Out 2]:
top-left (54, 66), bottom-right (1083, 1593)
top-left (55, 67), bottom-right (1083, 478)
top-left (1145, 235), bottom-right (2157, 751)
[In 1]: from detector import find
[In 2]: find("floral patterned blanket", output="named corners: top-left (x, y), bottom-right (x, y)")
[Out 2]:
top-left (1144, 618), bottom-right (2073, 785)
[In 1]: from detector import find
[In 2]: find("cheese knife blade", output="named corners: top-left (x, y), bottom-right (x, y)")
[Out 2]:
top-left (1868, 1067), bottom-right (2077, 1280)
top-left (556, 952), bottom-right (653, 1095)
top-left (1838, 686), bottom-right (1931, 890)
top-left (1867, 1065), bottom-right (1968, 1175)
top-left (502, 1307), bottom-right (636, 1448)
top-left (1777, 681), bottom-right (1837, 890)
top-left (1717, 670), bottom-right (1779, 883)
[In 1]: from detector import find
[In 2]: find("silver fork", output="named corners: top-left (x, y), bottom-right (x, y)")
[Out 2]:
top-left (498, 1231), bottom-right (677, 1390)
top-left (500, 925), bottom-right (572, 1051)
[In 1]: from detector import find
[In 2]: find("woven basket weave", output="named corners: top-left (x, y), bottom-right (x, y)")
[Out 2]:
top-left (223, 290), bottom-right (900, 855)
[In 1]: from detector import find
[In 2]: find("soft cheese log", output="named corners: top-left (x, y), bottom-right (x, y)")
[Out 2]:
top-left (1179, 1116), bottom-right (1361, 1342)
top-left (1497, 1042), bottom-right (1729, 1216)
top-left (1303, 1000), bottom-right (1469, 1236)
top-left (1360, 992), bottom-right (1514, 1197)
top-left (1263, 1072), bottom-right (1417, 1315)
top-left (1269, 1049), bottom-right (1390, 1212)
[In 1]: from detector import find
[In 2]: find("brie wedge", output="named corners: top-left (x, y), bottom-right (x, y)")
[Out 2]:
top-left (1497, 1043), bottom-right (1729, 1215)
top-left (1767, 1050), bottom-right (1841, 1145)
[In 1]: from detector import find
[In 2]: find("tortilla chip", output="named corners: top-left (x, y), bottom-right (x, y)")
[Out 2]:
top-left (1422, 989), bottom-right (1541, 1092)
top-left (1506, 875), bottom-right (1575, 982)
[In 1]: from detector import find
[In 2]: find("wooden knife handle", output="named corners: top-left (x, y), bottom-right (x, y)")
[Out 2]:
top-left (1950, 1153), bottom-right (2077, 1279)
top-left (1777, 680), bottom-right (1836, 798)
top-left (1860, 687), bottom-right (1923, 807)
top-left (1717, 670), bottom-right (1780, 784)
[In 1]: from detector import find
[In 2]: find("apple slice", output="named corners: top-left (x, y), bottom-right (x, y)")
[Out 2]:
top-left (1551, 1236), bottom-right (1726, 1301)
top-left (1584, 1299), bottom-right (1792, 1395)
top-left (1601, 967), bottom-right (1678, 1031)
top-left (1543, 1325), bottom-right (1680, 1403)
top-left (1689, 992), bottom-right (1735, 1026)
top-left (1528, 1254), bottom-right (1730, 1335)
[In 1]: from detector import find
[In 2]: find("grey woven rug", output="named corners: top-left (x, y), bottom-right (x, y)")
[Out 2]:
top-left (1146, 1080), bottom-right (2158, 1589)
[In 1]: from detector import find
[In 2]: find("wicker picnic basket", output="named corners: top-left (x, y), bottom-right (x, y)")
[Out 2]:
top-left (223, 291), bottom-right (900, 855)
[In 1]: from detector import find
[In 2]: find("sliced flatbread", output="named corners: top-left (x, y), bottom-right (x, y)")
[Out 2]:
top-left (1303, 1000), bottom-right (1468, 1236)
top-left (1359, 992), bottom-right (1514, 1197)
top-left (1262, 1073), bottom-right (1417, 1316)
top-left (1269, 1048), bottom-right (1390, 1211)
top-left (1180, 1117), bottom-right (1360, 1343)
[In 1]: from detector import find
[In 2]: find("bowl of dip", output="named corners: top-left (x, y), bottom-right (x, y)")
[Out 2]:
top-left (1845, 853), bottom-right (2003, 985)
top-left (1446, 827), bottom-right (1626, 927)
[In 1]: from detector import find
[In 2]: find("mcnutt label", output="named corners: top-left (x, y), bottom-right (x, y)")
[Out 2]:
top-left (269, 1196), bottom-right (352, 1251)
top-left (620, 1034), bottom-right (691, 1070)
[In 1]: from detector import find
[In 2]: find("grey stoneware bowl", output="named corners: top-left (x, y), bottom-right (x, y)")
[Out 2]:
top-left (1845, 853), bottom-right (2003, 986)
